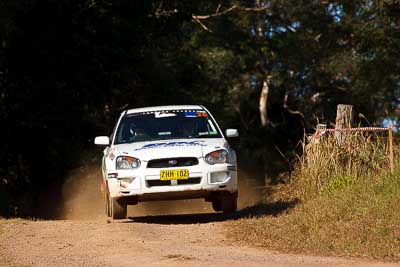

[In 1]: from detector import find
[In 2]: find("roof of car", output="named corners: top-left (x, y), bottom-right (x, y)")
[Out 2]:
top-left (125, 105), bottom-right (204, 114)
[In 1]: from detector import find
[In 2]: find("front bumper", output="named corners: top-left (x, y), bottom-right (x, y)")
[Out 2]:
top-left (105, 161), bottom-right (237, 202)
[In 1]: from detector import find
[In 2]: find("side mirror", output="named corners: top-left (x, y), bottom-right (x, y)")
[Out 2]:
top-left (94, 136), bottom-right (110, 146)
top-left (225, 129), bottom-right (239, 138)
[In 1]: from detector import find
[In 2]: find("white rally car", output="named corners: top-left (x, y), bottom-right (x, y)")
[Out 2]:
top-left (95, 105), bottom-right (239, 219)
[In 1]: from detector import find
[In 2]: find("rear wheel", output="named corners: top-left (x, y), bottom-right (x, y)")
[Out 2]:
top-left (221, 194), bottom-right (237, 214)
top-left (111, 198), bottom-right (127, 219)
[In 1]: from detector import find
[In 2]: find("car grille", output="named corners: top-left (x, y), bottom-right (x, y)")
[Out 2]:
top-left (147, 157), bottom-right (199, 168)
top-left (146, 177), bottom-right (201, 187)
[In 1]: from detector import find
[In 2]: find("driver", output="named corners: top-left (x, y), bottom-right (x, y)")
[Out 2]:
top-left (181, 119), bottom-right (195, 137)
top-left (129, 124), bottom-right (149, 141)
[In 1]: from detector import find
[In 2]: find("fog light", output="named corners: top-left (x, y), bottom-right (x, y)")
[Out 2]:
top-left (210, 171), bottom-right (229, 183)
top-left (119, 177), bottom-right (135, 188)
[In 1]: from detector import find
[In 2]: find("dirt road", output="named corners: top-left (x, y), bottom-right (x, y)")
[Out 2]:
top-left (0, 168), bottom-right (396, 266)
top-left (0, 213), bottom-right (396, 267)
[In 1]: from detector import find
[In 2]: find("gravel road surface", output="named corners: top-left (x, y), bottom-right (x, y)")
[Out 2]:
top-left (0, 214), bottom-right (396, 267)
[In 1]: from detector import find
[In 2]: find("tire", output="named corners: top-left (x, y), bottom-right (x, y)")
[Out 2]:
top-left (212, 199), bottom-right (222, 212)
top-left (221, 194), bottom-right (237, 214)
top-left (111, 198), bottom-right (127, 219)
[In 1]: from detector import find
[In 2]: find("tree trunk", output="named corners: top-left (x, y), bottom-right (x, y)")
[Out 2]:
top-left (259, 80), bottom-right (269, 127)
top-left (335, 104), bottom-right (353, 145)
top-left (254, 0), bottom-right (269, 127)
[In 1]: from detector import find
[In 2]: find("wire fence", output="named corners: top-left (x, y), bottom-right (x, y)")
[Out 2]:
top-left (311, 125), bottom-right (395, 173)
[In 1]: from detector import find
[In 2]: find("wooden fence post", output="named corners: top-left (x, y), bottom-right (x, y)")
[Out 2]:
top-left (335, 104), bottom-right (354, 145)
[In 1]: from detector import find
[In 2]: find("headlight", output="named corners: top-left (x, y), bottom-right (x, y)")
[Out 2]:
top-left (116, 156), bottom-right (141, 169)
top-left (205, 149), bottom-right (229, 165)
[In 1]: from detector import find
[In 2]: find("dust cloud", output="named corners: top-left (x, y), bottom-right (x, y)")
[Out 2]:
top-left (237, 169), bottom-right (266, 209)
top-left (61, 165), bottom-right (265, 220)
top-left (61, 165), bottom-right (104, 220)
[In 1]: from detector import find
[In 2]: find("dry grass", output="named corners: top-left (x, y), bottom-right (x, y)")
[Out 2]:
top-left (296, 131), bottom-right (392, 198)
top-left (229, 176), bottom-right (400, 260)
top-left (228, 131), bottom-right (400, 261)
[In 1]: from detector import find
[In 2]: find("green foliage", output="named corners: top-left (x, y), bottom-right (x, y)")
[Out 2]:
top-left (322, 175), bottom-right (354, 193)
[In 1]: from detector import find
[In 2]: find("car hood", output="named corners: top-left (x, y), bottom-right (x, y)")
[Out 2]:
top-left (113, 138), bottom-right (227, 161)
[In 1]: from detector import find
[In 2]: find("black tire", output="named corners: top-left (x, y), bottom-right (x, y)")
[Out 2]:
top-left (111, 198), bottom-right (127, 219)
top-left (221, 195), bottom-right (237, 214)
top-left (212, 199), bottom-right (222, 212)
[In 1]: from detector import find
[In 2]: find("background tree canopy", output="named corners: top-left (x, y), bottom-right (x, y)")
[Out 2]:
top-left (0, 0), bottom-right (399, 216)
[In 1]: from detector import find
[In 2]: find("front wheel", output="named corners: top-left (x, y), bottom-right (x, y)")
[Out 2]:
top-left (221, 194), bottom-right (237, 214)
top-left (211, 199), bottom-right (222, 212)
top-left (111, 198), bottom-right (127, 219)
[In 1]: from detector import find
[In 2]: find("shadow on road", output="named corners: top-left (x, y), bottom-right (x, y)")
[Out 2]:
top-left (125, 199), bottom-right (299, 225)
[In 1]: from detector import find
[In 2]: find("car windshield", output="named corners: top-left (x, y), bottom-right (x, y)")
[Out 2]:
top-left (114, 110), bottom-right (222, 144)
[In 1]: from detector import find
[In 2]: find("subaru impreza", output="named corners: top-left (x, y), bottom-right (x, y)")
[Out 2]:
top-left (95, 105), bottom-right (238, 219)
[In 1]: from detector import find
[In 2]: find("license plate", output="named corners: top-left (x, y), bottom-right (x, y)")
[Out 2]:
top-left (160, 169), bottom-right (189, 180)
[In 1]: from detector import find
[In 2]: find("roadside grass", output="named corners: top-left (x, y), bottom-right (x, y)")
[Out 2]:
top-left (228, 132), bottom-right (400, 261)
top-left (0, 217), bottom-right (29, 223)
top-left (296, 132), bottom-right (391, 199)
